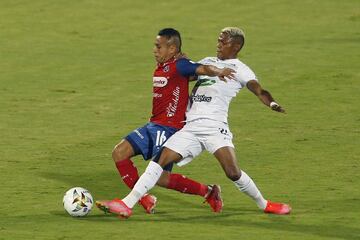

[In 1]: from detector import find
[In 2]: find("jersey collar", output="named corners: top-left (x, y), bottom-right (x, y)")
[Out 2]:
top-left (157, 56), bottom-right (176, 67)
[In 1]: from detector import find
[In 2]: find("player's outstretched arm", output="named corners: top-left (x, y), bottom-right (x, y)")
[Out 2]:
top-left (196, 65), bottom-right (235, 81)
top-left (247, 80), bottom-right (286, 113)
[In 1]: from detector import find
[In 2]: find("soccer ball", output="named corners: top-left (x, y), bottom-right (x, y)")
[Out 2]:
top-left (63, 187), bottom-right (93, 217)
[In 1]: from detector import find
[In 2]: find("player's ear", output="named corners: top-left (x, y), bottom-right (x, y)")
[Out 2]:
top-left (234, 43), bottom-right (241, 52)
top-left (169, 44), bottom-right (177, 54)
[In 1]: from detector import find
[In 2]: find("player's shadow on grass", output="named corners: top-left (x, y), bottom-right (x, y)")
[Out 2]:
top-left (55, 209), bottom-right (360, 240)
top-left (40, 172), bottom-right (360, 239)
top-left (50, 210), bottom-right (123, 222)
top-left (131, 213), bottom-right (359, 240)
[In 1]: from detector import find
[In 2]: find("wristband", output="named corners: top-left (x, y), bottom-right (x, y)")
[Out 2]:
top-left (270, 102), bottom-right (279, 108)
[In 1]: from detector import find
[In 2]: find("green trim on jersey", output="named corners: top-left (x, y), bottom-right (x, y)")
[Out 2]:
top-left (195, 78), bottom-right (216, 87)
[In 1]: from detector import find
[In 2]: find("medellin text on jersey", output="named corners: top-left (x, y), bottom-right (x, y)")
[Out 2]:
top-left (150, 58), bottom-right (200, 129)
top-left (186, 57), bottom-right (258, 123)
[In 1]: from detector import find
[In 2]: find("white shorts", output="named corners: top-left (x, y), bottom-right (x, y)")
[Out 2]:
top-left (163, 118), bottom-right (234, 166)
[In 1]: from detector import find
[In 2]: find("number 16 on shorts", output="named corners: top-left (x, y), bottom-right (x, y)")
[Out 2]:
top-left (156, 130), bottom-right (167, 146)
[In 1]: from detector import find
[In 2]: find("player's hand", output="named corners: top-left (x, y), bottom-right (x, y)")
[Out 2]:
top-left (270, 102), bottom-right (286, 113)
top-left (218, 68), bottom-right (236, 82)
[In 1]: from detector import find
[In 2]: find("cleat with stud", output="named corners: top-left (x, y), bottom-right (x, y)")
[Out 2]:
top-left (138, 194), bottom-right (157, 214)
top-left (96, 198), bottom-right (132, 218)
top-left (204, 185), bottom-right (223, 213)
top-left (264, 200), bottom-right (291, 215)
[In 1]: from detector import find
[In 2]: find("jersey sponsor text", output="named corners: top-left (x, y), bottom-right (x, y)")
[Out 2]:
top-left (192, 94), bottom-right (212, 102)
top-left (153, 77), bottom-right (168, 87)
top-left (167, 86), bottom-right (180, 117)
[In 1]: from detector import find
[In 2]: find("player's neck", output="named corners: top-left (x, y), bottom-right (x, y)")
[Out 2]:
top-left (218, 54), bottom-right (238, 60)
top-left (158, 56), bottom-right (176, 65)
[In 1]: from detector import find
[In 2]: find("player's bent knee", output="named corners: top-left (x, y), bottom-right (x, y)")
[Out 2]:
top-left (225, 169), bottom-right (241, 181)
top-left (112, 144), bottom-right (122, 161)
top-left (112, 140), bottom-right (134, 162)
top-left (155, 147), bottom-right (181, 168)
top-left (156, 171), bottom-right (170, 188)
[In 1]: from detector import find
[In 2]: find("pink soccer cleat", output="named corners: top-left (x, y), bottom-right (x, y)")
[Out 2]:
top-left (138, 194), bottom-right (157, 214)
top-left (204, 185), bottom-right (223, 213)
top-left (264, 200), bottom-right (291, 215)
top-left (96, 198), bottom-right (132, 219)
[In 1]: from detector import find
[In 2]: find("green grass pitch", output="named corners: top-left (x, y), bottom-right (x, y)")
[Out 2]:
top-left (1, 0), bottom-right (359, 239)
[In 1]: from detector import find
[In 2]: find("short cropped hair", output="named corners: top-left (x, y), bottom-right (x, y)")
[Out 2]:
top-left (221, 27), bottom-right (245, 50)
top-left (158, 28), bottom-right (182, 52)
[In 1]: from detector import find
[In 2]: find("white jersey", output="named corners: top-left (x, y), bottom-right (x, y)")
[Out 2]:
top-left (186, 57), bottom-right (258, 123)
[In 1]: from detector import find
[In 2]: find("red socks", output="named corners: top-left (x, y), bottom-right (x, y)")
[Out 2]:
top-left (115, 159), bottom-right (139, 189)
top-left (116, 159), bottom-right (208, 197)
top-left (167, 173), bottom-right (208, 197)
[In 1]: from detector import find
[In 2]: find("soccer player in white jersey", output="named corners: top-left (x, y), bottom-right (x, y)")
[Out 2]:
top-left (96, 27), bottom-right (291, 218)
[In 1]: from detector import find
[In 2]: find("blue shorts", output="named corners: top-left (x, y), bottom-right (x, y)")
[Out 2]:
top-left (125, 122), bottom-right (178, 171)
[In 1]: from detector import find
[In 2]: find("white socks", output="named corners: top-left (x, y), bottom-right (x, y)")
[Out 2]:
top-left (233, 170), bottom-right (268, 210)
top-left (122, 161), bottom-right (163, 208)
top-left (122, 164), bottom-right (267, 211)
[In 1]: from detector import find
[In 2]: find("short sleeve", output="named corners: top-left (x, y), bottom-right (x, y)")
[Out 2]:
top-left (176, 58), bottom-right (201, 77)
top-left (197, 57), bottom-right (209, 65)
top-left (236, 65), bottom-right (258, 87)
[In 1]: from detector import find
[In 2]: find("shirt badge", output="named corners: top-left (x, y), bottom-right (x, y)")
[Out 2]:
top-left (163, 65), bottom-right (170, 72)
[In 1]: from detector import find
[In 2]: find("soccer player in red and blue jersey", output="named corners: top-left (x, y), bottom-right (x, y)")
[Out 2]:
top-left (102, 28), bottom-right (234, 214)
